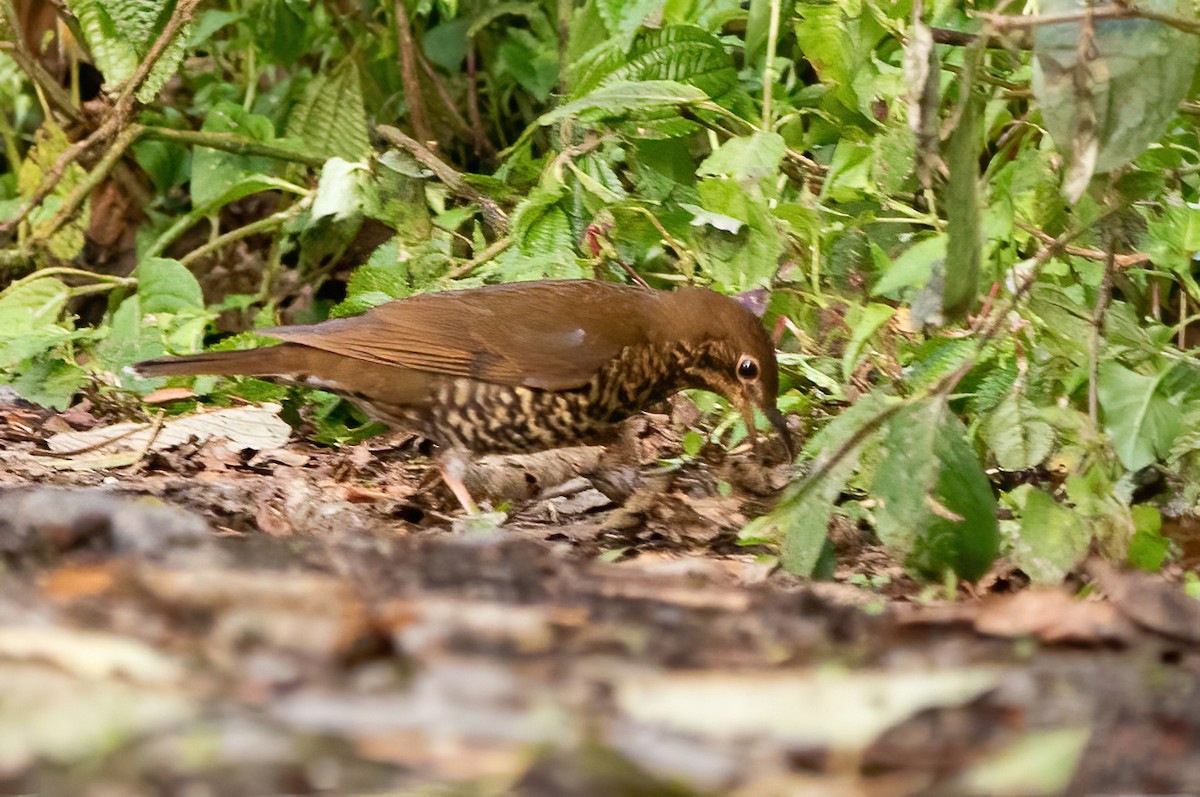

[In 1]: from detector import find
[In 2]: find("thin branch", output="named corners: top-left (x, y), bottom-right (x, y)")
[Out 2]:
top-left (394, 0), bottom-right (433, 144)
top-left (1088, 224), bottom-right (1117, 424)
top-left (466, 42), bottom-right (488, 158)
top-left (979, 3), bottom-right (1200, 35)
top-left (0, 8), bottom-right (84, 125)
top-left (1018, 222), bottom-right (1150, 267)
top-left (140, 126), bottom-right (327, 167)
top-left (929, 26), bottom-right (1034, 50)
top-left (179, 206), bottom-right (301, 268)
top-left (447, 236), bottom-right (511, 279)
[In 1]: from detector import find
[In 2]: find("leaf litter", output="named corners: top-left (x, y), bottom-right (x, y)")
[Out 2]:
top-left (0, 396), bottom-right (1199, 794)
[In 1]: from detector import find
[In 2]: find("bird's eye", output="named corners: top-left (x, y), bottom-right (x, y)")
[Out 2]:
top-left (737, 356), bottom-right (760, 381)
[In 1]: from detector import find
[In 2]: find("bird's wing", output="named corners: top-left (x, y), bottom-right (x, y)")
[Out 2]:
top-left (258, 281), bottom-right (660, 391)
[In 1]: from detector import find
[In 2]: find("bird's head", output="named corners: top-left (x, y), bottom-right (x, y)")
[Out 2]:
top-left (659, 287), bottom-right (792, 458)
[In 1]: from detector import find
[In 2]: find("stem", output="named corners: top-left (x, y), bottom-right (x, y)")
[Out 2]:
top-left (139, 126), bottom-right (327, 167)
top-left (394, 0), bottom-right (433, 144)
top-left (179, 206), bottom-right (301, 268)
top-left (38, 125), bottom-right (142, 241)
top-left (761, 0), bottom-right (782, 130)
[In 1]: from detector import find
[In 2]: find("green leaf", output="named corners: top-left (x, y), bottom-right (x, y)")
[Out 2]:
top-left (1128, 505), bottom-right (1168, 572)
top-left (1097, 362), bottom-right (1187, 470)
top-left (191, 101), bottom-right (280, 208)
top-left (0, 277), bottom-right (70, 334)
top-left (747, 394), bottom-right (894, 575)
top-left (697, 131), bottom-right (786, 185)
top-left (8, 357), bottom-right (87, 410)
top-left (1010, 486), bottom-right (1090, 584)
top-left (1033, 0), bottom-right (1198, 198)
top-left (136, 257), bottom-right (204, 315)
top-left (285, 60), bottom-right (371, 162)
top-left (841, 302), bottom-right (895, 383)
top-left (982, 387), bottom-right (1055, 471)
top-left (875, 400), bottom-right (999, 581)
top-left (539, 80), bottom-right (709, 126)
top-left (690, 177), bottom-right (781, 291)
top-left (95, 296), bottom-right (167, 383)
top-left (871, 235), bottom-right (947, 297)
top-left (571, 24), bottom-right (737, 100)
top-left (943, 94), bottom-right (982, 320)
top-left (423, 18), bottom-right (471, 71)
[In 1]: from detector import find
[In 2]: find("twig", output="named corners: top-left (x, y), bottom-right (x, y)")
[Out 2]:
top-left (929, 26), bottom-right (1033, 49)
top-left (1017, 222), bottom-right (1150, 267)
top-left (761, 0), bottom-right (782, 130)
top-left (139, 126), bottom-right (328, 167)
top-left (1088, 224), bottom-right (1117, 424)
top-left (447, 236), bottom-right (511, 279)
top-left (376, 124), bottom-right (510, 234)
top-left (179, 205), bottom-right (301, 268)
top-left (0, 4), bottom-right (84, 125)
top-left (979, 3), bottom-right (1200, 35)
top-left (394, 0), bottom-right (433, 145)
top-left (466, 43), bottom-right (488, 158)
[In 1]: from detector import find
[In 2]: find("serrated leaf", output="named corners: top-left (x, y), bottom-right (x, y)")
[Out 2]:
top-left (983, 388), bottom-right (1055, 471)
top-left (68, 0), bottom-right (140, 87)
top-left (539, 79), bottom-right (709, 127)
top-left (17, 125), bottom-right (90, 259)
top-left (285, 60), bottom-right (371, 162)
top-left (572, 25), bottom-right (737, 99)
top-left (0, 277), bottom-right (70, 333)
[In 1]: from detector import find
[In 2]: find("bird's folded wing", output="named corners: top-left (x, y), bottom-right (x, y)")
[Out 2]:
top-left (258, 281), bottom-right (659, 391)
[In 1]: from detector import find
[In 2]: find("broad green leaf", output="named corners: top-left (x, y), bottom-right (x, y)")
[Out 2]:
top-left (423, 18), bottom-right (471, 71)
top-left (1033, 0), bottom-right (1198, 199)
top-left (8, 357), bottom-right (87, 410)
top-left (95, 296), bottom-right (167, 380)
top-left (1009, 485), bottom-right (1090, 584)
top-left (983, 388), bottom-right (1055, 471)
top-left (697, 131), bottom-right (786, 185)
top-left (191, 102), bottom-right (279, 208)
top-left (1128, 504), bottom-right (1168, 572)
top-left (749, 394), bottom-right (895, 575)
top-left (690, 177), bottom-right (782, 291)
top-left (1097, 362), bottom-right (1185, 470)
top-left (0, 277), bottom-right (70, 334)
top-left (871, 235), bottom-right (947, 297)
top-left (875, 400), bottom-right (999, 581)
top-left (136, 257), bottom-right (204, 315)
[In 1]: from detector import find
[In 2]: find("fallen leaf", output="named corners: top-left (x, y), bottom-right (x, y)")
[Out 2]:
top-left (973, 588), bottom-right (1136, 646)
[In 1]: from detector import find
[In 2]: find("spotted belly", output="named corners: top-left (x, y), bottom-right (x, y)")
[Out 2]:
top-left (411, 378), bottom-right (619, 454)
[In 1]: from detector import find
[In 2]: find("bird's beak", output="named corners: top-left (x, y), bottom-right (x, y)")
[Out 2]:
top-left (765, 405), bottom-right (794, 460)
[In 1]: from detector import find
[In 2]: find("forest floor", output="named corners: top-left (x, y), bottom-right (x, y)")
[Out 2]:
top-left (1, 393), bottom-right (1199, 796)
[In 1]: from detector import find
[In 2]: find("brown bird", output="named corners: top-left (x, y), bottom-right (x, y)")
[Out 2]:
top-left (133, 280), bottom-right (790, 510)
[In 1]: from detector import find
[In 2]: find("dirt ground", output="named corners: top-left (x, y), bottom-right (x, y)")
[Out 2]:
top-left (2, 394), bottom-right (1200, 797)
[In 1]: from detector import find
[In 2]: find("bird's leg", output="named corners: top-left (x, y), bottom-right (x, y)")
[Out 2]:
top-left (437, 447), bottom-right (479, 514)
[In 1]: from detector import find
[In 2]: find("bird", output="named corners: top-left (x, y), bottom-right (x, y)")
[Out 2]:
top-left (133, 279), bottom-right (791, 511)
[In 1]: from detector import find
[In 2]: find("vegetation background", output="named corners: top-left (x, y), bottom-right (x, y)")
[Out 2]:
top-left (3, 0), bottom-right (1200, 588)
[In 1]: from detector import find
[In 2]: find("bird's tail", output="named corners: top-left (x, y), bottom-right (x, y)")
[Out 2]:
top-left (132, 344), bottom-right (307, 378)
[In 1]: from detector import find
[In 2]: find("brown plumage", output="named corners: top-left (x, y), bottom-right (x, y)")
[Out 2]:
top-left (134, 280), bottom-right (790, 507)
